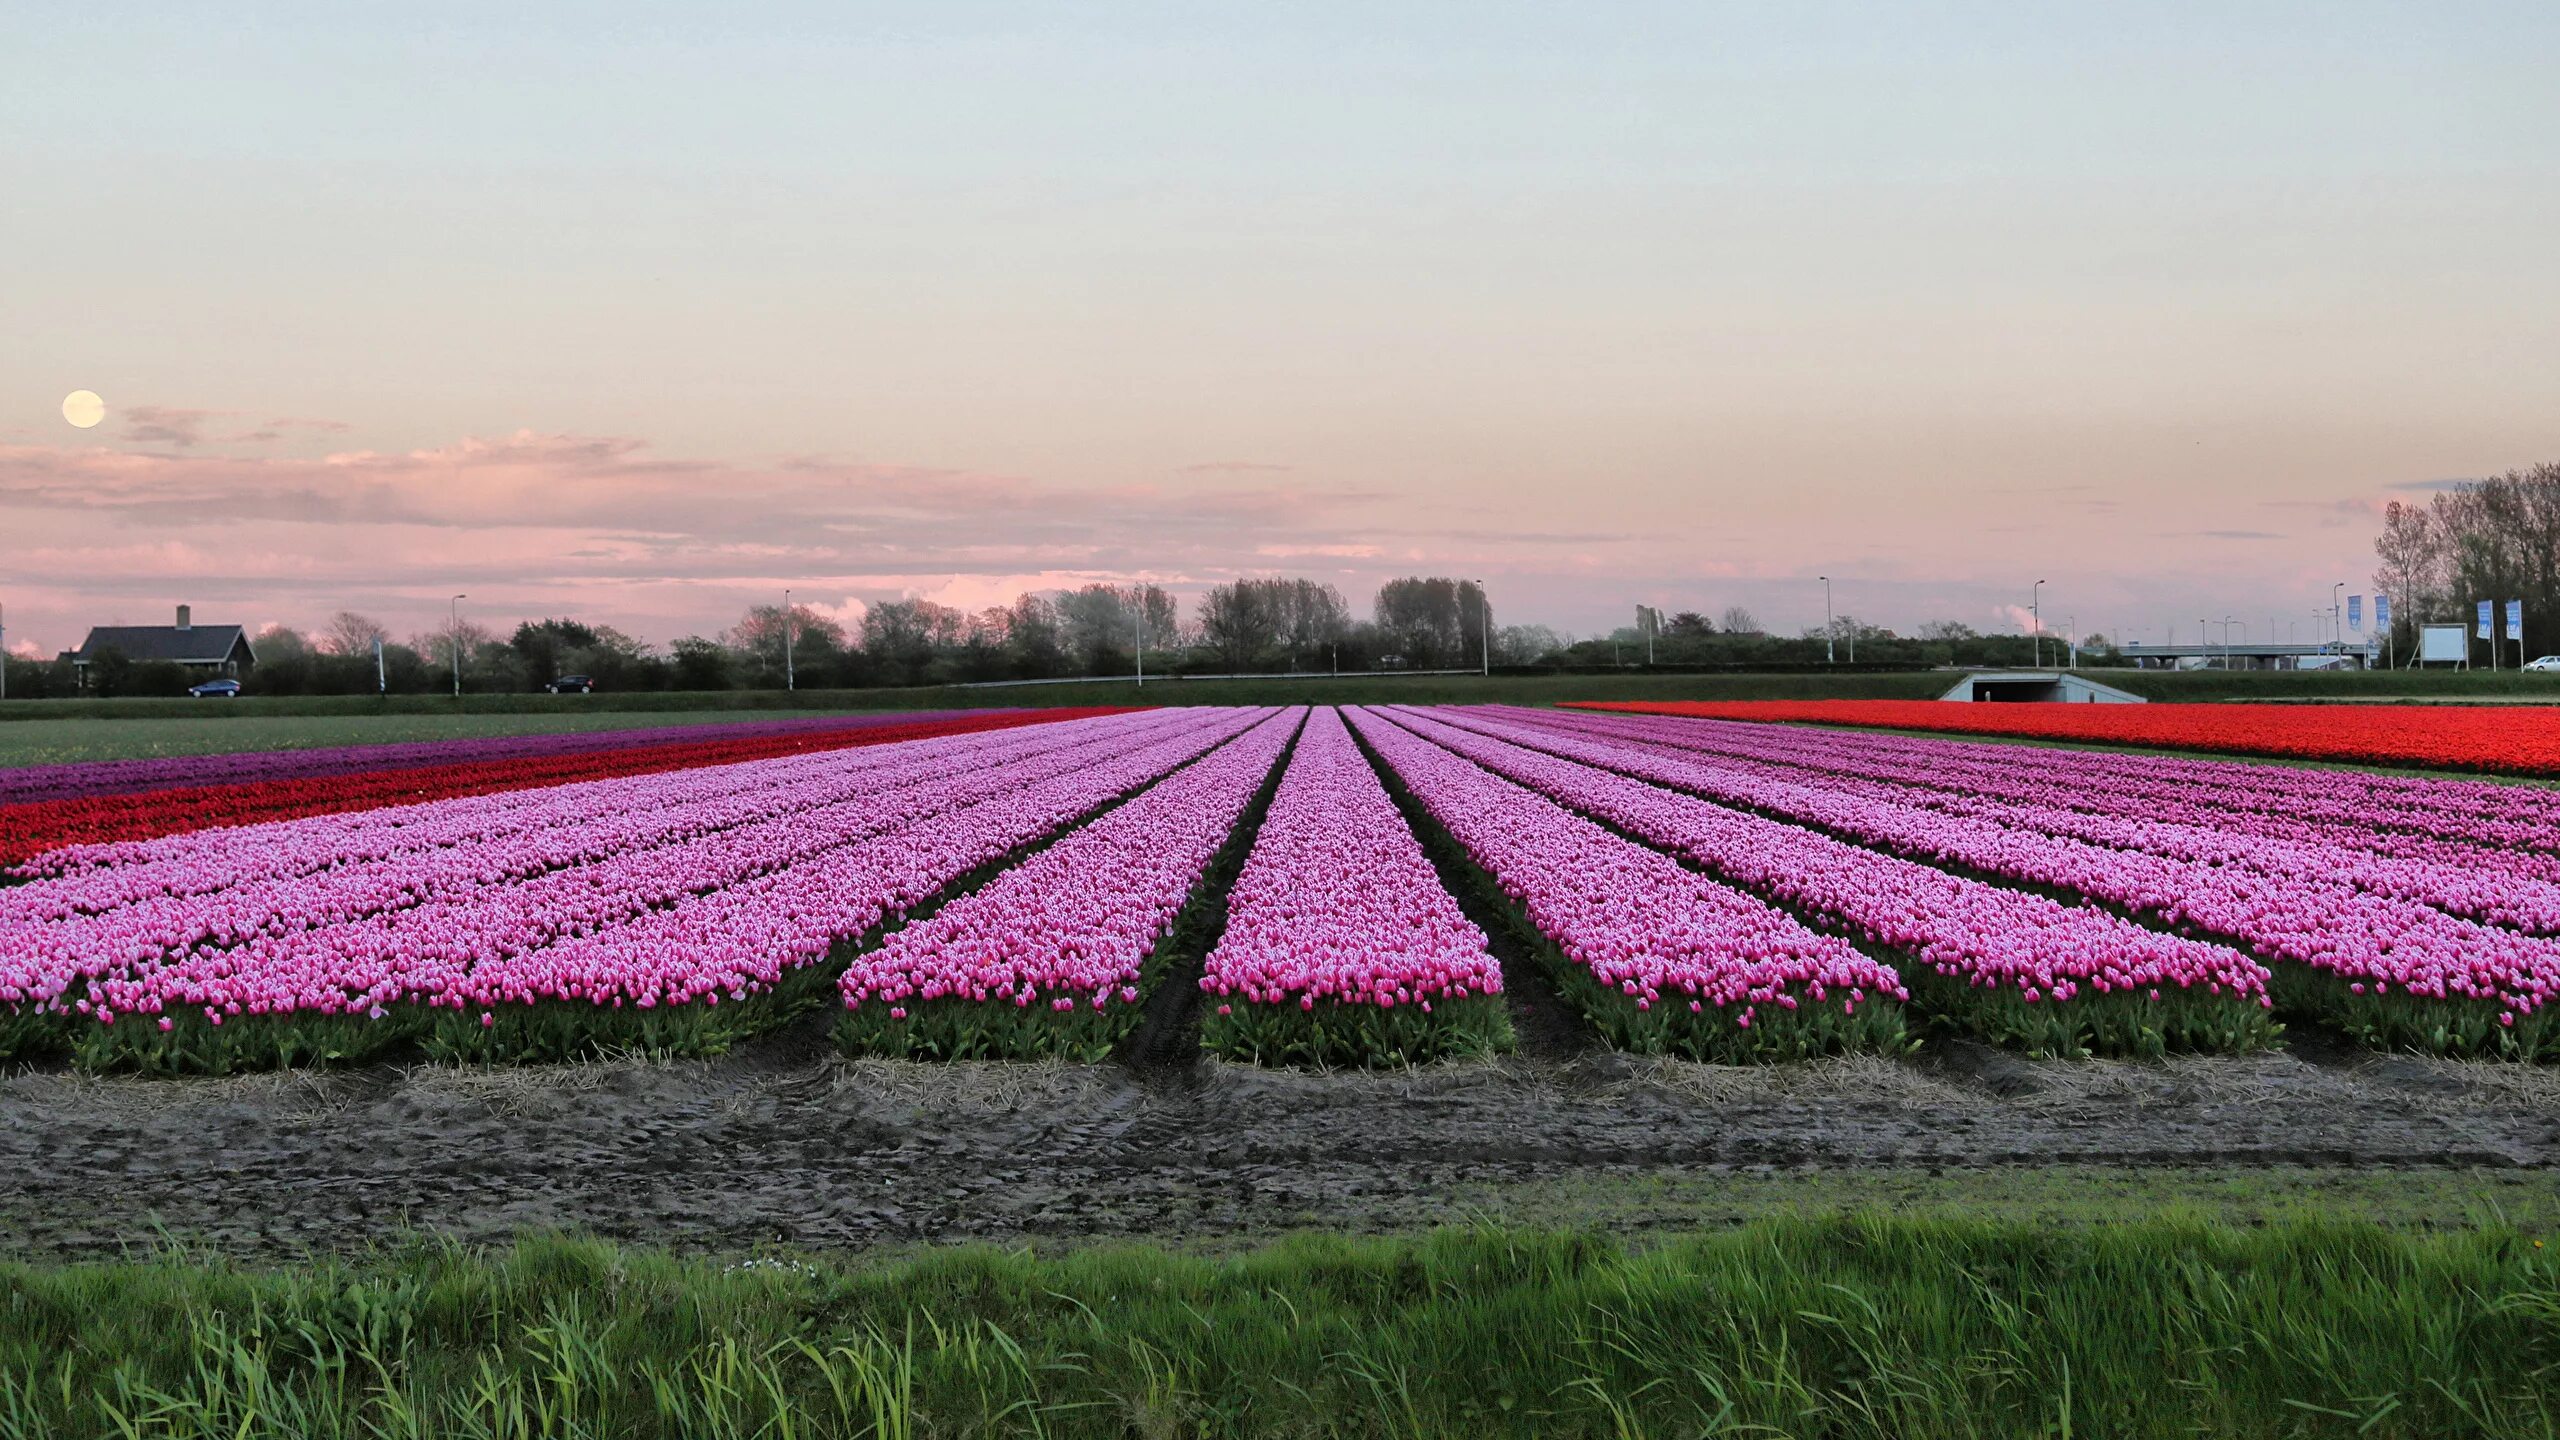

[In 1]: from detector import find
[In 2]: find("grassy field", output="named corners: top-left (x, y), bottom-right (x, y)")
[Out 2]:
top-left (4, 1213), bottom-right (2552, 1438)
top-left (0, 709), bottom-right (859, 768)
top-left (0, 674), bottom-right (1945, 765)
top-left (3, 666), bottom-right (2552, 766)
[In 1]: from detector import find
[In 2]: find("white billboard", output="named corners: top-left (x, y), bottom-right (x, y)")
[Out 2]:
top-left (2419, 624), bottom-right (2469, 664)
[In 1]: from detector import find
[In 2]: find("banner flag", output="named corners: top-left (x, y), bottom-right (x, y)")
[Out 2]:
top-left (2375, 594), bottom-right (2391, 633)
top-left (2480, 599), bottom-right (2496, 639)
top-left (2348, 595), bottom-right (2363, 632)
top-left (2510, 599), bottom-right (2525, 641)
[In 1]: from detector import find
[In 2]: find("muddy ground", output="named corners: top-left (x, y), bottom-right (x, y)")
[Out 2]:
top-left (5, 1011), bottom-right (2559, 1261)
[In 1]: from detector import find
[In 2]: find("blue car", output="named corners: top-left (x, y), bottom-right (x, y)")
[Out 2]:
top-left (188, 678), bottom-right (242, 698)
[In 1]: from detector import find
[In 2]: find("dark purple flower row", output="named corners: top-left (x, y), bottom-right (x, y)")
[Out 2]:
top-left (0, 712), bottom-right (993, 807)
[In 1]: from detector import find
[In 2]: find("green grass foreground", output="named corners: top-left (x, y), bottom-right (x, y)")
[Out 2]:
top-left (3, 1218), bottom-right (2556, 1438)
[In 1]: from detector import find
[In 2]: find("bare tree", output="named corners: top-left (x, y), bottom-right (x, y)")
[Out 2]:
top-left (2371, 463), bottom-right (2560, 659)
top-left (1717, 606), bottom-right (1761, 636)
top-left (320, 610), bottom-right (390, 656)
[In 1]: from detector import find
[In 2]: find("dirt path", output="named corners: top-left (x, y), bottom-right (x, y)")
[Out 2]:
top-left (3, 1016), bottom-right (2556, 1260)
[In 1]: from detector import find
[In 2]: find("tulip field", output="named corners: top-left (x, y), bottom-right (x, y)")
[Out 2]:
top-left (1570, 697), bottom-right (2560, 777)
top-left (3, 696), bottom-right (2557, 1072)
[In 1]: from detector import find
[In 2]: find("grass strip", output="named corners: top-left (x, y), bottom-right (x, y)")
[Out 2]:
top-left (2, 1217), bottom-right (2555, 1439)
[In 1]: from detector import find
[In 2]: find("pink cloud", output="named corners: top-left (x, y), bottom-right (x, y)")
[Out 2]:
top-left (0, 416), bottom-right (2404, 658)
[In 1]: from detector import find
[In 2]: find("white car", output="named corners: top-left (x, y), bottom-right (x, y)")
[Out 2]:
top-left (2526, 655), bottom-right (2560, 673)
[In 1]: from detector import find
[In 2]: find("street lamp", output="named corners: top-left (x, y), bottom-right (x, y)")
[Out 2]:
top-left (2332, 582), bottom-right (2345, 653)
top-left (1819, 576), bottom-right (1835, 665)
top-left (450, 594), bottom-right (468, 698)
top-left (1473, 580), bottom-right (1491, 675)
top-left (2031, 580), bottom-right (2047, 669)
top-left (783, 588), bottom-right (795, 692)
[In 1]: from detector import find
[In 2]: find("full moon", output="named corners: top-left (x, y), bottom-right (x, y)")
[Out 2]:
top-left (62, 390), bottom-right (105, 428)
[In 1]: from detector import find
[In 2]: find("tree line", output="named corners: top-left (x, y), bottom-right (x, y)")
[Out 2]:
top-left (4, 577), bottom-right (1527, 697)
top-left (4, 571), bottom-right (2135, 699)
top-left (2372, 461), bottom-right (2560, 663)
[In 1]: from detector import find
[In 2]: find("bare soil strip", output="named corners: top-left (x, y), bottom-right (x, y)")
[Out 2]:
top-left (2, 1030), bottom-right (2553, 1261)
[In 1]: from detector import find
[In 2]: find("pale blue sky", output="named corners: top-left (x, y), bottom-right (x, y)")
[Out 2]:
top-left (5, 3), bottom-right (2555, 648)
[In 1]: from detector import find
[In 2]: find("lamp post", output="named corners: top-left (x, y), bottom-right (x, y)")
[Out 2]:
top-left (2031, 580), bottom-right (2047, 669)
top-left (450, 594), bottom-right (468, 698)
top-left (1820, 576), bottom-right (1835, 665)
top-left (1474, 580), bottom-right (1490, 675)
top-left (2067, 615), bottom-right (2077, 669)
top-left (1135, 594), bottom-right (1145, 689)
top-left (782, 588), bottom-right (795, 692)
top-left (2332, 582), bottom-right (2344, 654)
top-left (2200, 618), bottom-right (2211, 669)
top-left (0, 601), bottom-right (8, 702)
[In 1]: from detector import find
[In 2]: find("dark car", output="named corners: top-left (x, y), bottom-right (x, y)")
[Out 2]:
top-left (188, 678), bottom-right (243, 698)
top-left (545, 674), bottom-right (594, 694)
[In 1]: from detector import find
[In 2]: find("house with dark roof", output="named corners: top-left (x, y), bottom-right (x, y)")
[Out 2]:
top-left (66, 606), bottom-right (256, 683)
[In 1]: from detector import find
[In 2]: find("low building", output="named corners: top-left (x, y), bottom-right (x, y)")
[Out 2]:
top-left (1938, 671), bottom-right (2147, 703)
top-left (66, 605), bottom-right (256, 685)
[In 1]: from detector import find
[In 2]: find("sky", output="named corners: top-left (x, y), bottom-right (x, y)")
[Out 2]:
top-left (5, 1), bottom-right (2557, 656)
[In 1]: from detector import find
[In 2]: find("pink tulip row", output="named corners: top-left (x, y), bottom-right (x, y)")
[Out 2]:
top-left (5, 705), bottom-right (1138, 918)
top-left (0, 708), bottom-right (1201, 998)
top-left (1531, 708), bottom-right (2560, 921)
top-left (838, 708), bottom-right (1305, 1018)
top-left (1202, 708), bottom-right (1500, 1017)
top-left (1473, 708), bottom-right (2560, 1022)
top-left (1344, 708), bottom-right (1902, 1030)
top-left (1539, 707), bottom-right (2560, 880)
top-left (3, 710), bottom-right (1259, 1028)
top-left (451, 709), bottom-right (1279, 1017)
top-left (0, 711), bottom-right (1192, 974)
top-left (1384, 707), bottom-right (2268, 1006)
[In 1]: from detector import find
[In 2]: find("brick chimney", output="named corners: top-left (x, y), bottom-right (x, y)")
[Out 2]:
top-left (176, 604), bottom-right (192, 631)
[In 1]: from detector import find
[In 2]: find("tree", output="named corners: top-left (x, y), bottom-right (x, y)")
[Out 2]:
top-left (2372, 498), bottom-right (2446, 648)
top-left (1718, 606), bottom-right (1761, 636)
top-left (1197, 580), bottom-right (1283, 669)
top-left (1004, 593), bottom-right (1068, 678)
top-left (1664, 611), bottom-right (1714, 639)
top-left (2370, 463), bottom-right (2560, 662)
top-left (410, 620), bottom-right (497, 682)
top-left (1493, 624), bottom-right (1564, 665)
top-left (728, 604), bottom-right (847, 687)
top-left (670, 636), bottom-right (733, 690)
top-left (861, 599), bottom-right (965, 684)
top-left (1375, 577), bottom-right (1488, 669)
top-left (254, 624), bottom-right (312, 660)
top-left (1916, 620), bottom-right (1981, 642)
top-left (510, 618), bottom-right (600, 687)
top-left (320, 611), bottom-right (390, 657)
